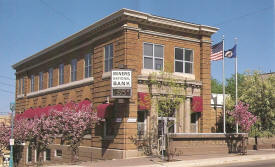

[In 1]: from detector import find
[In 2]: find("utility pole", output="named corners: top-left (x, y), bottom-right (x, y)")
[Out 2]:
top-left (9, 102), bottom-right (15, 167)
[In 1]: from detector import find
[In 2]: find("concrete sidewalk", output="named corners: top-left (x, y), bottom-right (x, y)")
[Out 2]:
top-left (47, 149), bottom-right (275, 167)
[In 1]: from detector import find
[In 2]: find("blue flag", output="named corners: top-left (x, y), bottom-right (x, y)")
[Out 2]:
top-left (225, 44), bottom-right (237, 58)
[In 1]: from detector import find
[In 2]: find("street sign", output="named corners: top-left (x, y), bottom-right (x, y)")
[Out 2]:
top-left (111, 70), bottom-right (132, 98)
top-left (10, 139), bottom-right (14, 146)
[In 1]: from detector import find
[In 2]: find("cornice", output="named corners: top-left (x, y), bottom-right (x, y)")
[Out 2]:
top-left (12, 8), bottom-right (218, 70)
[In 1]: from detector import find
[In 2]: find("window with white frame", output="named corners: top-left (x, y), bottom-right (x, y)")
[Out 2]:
top-left (59, 64), bottom-right (64, 85)
top-left (174, 48), bottom-right (193, 74)
top-left (71, 59), bottom-right (77, 82)
top-left (30, 75), bottom-right (34, 92)
top-left (48, 68), bottom-right (53, 88)
top-left (143, 43), bottom-right (164, 70)
top-left (39, 72), bottom-right (43, 90)
top-left (84, 53), bottom-right (92, 78)
top-left (55, 149), bottom-right (62, 157)
top-left (104, 44), bottom-right (113, 72)
top-left (44, 149), bottom-right (51, 161)
top-left (26, 145), bottom-right (32, 163)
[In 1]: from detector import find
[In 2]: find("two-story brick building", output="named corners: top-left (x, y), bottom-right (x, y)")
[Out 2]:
top-left (12, 9), bottom-right (218, 164)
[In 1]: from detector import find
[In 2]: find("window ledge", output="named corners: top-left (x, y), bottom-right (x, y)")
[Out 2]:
top-left (102, 71), bottom-right (111, 79)
top-left (26, 77), bottom-right (94, 98)
top-left (141, 69), bottom-right (195, 80)
top-left (16, 94), bottom-right (25, 99)
top-left (141, 69), bottom-right (162, 75)
top-left (173, 72), bottom-right (195, 80)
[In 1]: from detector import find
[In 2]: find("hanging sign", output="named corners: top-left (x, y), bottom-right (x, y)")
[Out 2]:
top-left (111, 69), bottom-right (132, 98)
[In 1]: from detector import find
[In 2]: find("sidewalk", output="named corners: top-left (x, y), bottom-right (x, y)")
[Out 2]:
top-left (47, 149), bottom-right (275, 167)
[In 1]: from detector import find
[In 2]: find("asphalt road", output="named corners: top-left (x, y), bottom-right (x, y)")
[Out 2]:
top-left (203, 159), bottom-right (275, 167)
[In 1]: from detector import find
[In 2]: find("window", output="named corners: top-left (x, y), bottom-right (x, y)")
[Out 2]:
top-left (104, 118), bottom-right (114, 137)
top-left (59, 64), bottom-right (64, 85)
top-left (27, 146), bottom-right (32, 163)
top-left (55, 149), bottom-right (62, 157)
top-left (39, 72), bottom-right (43, 90)
top-left (143, 43), bottom-right (164, 70)
top-left (104, 44), bottom-right (113, 72)
top-left (84, 53), bottom-right (92, 78)
top-left (71, 59), bottom-right (77, 82)
top-left (175, 48), bottom-right (193, 74)
top-left (18, 79), bottom-right (21, 95)
top-left (30, 75), bottom-right (34, 92)
top-left (48, 68), bottom-right (53, 88)
top-left (21, 78), bottom-right (24, 94)
top-left (44, 149), bottom-right (51, 161)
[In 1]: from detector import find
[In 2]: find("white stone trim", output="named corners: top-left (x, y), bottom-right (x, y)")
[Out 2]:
top-left (141, 69), bottom-right (195, 80)
top-left (173, 72), bottom-right (195, 80)
top-left (26, 77), bottom-right (93, 98)
top-left (140, 29), bottom-right (200, 43)
top-left (16, 94), bottom-right (25, 99)
top-left (102, 71), bottom-right (111, 79)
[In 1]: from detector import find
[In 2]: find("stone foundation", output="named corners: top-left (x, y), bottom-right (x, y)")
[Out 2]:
top-left (17, 144), bottom-right (140, 167)
top-left (248, 137), bottom-right (275, 150)
top-left (167, 133), bottom-right (248, 156)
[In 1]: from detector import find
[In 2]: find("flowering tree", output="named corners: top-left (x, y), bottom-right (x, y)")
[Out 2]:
top-left (230, 101), bottom-right (257, 132)
top-left (0, 123), bottom-right (10, 156)
top-left (13, 108), bottom-right (60, 164)
top-left (0, 100), bottom-right (97, 165)
top-left (58, 100), bottom-right (97, 162)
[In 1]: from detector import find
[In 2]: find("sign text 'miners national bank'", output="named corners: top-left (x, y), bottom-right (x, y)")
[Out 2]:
top-left (111, 70), bottom-right (132, 88)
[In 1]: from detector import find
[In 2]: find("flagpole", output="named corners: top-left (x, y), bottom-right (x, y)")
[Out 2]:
top-left (235, 37), bottom-right (238, 133)
top-left (222, 35), bottom-right (226, 134)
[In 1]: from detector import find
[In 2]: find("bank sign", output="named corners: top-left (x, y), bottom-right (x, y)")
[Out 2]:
top-left (111, 70), bottom-right (132, 98)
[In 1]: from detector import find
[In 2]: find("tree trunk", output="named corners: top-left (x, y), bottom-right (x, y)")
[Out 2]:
top-left (254, 136), bottom-right (258, 150)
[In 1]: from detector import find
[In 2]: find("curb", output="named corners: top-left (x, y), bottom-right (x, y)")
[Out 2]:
top-left (127, 154), bottom-right (275, 167)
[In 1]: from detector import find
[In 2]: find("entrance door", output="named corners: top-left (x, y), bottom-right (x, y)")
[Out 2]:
top-left (137, 111), bottom-right (146, 139)
top-left (191, 113), bottom-right (199, 133)
top-left (157, 117), bottom-right (176, 136)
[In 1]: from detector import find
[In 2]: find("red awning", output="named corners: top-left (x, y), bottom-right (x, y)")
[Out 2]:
top-left (138, 92), bottom-right (151, 111)
top-left (192, 96), bottom-right (203, 112)
top-left (97, 103), bottom-right (113, 118)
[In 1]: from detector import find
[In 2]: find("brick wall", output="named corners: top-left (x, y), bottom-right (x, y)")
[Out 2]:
top-left (13, 11), bottom-right (217, 162)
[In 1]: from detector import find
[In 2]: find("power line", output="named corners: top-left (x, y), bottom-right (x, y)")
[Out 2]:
top-left (39, 0), bottom-right (77, 28)
top-left (0, 75), bottom-right (15, 81)
top-left (214, 6), bottom-right (273, 26)
top-left (0, 88), bottom-right (14, 94)
top-left (0, 82), bottom-right (15, 87)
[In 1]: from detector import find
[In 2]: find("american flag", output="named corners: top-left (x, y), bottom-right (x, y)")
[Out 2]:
top-left (211, 41), bottom-right (223, 61)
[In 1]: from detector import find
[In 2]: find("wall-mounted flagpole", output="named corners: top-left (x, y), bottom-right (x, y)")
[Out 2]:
top-left (235, 37), bottom-right (238, 133)
top-left (222, 35), bottom-right (226, 134)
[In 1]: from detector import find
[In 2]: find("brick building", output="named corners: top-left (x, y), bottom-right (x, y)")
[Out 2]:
top-left (12, 9), bottom-right (218, 164)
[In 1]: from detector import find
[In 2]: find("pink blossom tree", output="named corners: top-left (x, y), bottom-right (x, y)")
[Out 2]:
top-left (58, 100), bottom-right (97, 162)
top-left (0, 100), bottom-right (97, 164)
top-left (0, 123), bottom-right (10, 157)
top-left (13, 108), bottom-right (60, 164)
top-left (230, 101), bottom-right (257, 132)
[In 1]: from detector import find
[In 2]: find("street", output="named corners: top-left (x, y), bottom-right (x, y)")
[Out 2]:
top-left (203, 159), bottom-right (275, 167)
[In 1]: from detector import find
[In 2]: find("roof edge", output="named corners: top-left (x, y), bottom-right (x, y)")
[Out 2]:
top-left (12, 8), bottom-right (219, 70)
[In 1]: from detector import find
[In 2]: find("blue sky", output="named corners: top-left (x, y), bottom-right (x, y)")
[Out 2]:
top-left (0, 0), bottom-right (274, 114)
